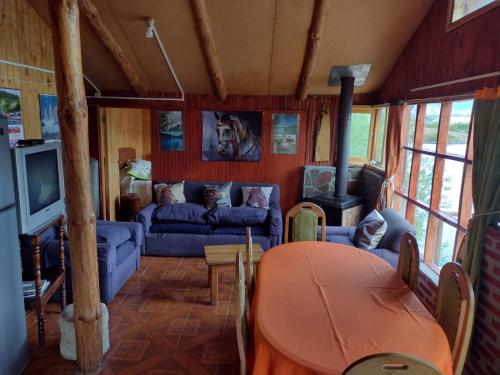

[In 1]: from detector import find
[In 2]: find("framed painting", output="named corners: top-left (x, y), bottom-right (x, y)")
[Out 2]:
top-left (159, 111), bottom-right (184, 151)
top-left (271, 113), bottom-right (300, 155)
top-left (447, 0), bottom-right (500, 31)
top-left (202, 111), bottom-right (262, 161)
top-left (0, 88), bottom-right (23, 145)
top-left (39, 94), bottom-right (60, 140)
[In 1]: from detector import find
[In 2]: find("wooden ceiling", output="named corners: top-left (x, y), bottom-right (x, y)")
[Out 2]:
top-left (29, 0), bottom-right (433, 98)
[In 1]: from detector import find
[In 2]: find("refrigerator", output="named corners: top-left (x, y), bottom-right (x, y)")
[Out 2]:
top-left (0, 119), bottom-right (28, 375)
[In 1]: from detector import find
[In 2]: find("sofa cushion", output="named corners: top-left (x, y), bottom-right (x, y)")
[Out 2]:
top-left (152, 203), bottom-right (207, 224)
top-left (203, 182), bottom-right (232, 209)
top-left (241, 186), bottom-right (273, 209)
top-left (96, 224), bottom-right (131, 245)
top-left (323, 235), bottom-right (356, 247)
top-left (150, 222), bottom-right (214, 235)
top-left (213, 225), bottom-right (268, 236)
top-left (378, 208), bottom-right (416, 254)
top-left (353, 209), bottom-right (387, 250)
top-left (154, 181), bottom-right (186, 205)
top-left (366, 248), bottom-right (399, 269)
top-left (206, 207), bottom-right (268, 226)
top-left (115, 241), bottom-right (135, 266)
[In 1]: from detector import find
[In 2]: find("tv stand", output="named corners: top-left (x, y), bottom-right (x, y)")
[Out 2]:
top-left (19, 215), bottom-right (66, 348)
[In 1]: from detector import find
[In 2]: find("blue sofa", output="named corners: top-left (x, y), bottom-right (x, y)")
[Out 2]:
top-left (44, 220), bottom-right (143, 304)
top-left (137, 181), bottom-right (283, 257)
top-left (322, 208), bottom-right (416, 268)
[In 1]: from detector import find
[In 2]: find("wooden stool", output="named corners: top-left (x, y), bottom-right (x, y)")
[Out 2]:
top-left (119, 193), bottom-right (140, 221)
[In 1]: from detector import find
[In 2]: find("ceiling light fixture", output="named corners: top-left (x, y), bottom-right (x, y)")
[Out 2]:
top-left (146, 18), bottom-right (155, 39)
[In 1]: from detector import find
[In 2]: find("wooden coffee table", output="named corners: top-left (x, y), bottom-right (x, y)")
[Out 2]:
top-left (204, 243), bottom-right (264, 305)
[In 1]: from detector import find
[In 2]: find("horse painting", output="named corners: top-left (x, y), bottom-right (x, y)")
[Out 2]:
top-left (202, 111), bottom-right (262, 161)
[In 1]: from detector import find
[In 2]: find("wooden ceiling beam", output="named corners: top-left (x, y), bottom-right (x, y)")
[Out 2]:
top-left (190, 0), bottom-right (227, 101)
top-left (79, 0), bottom-right (148, 97)
top-left (296, 0), bottom-right (330, 101)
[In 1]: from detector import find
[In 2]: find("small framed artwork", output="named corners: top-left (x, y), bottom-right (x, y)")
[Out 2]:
top-left (447, 0), bottom-right (500, 31)
top-left (39, 94), bottom-right (60, 140)
top-left (202, 111), bottom-right (262, 161)
top-left (271, 113), bottom-right (300, 155)
top-left (0, 87), bottom-right (24, 145)
top-left (159, 111), bottom-right (184, 151)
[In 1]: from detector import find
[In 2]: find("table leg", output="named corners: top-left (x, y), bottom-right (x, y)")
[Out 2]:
top-left (210, 266), bottom-right (218, 306)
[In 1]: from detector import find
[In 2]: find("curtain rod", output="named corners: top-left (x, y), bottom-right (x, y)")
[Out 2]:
top-left (405, 92), bottom-right (475, 104)
top-left (410, 71), bottom-right (500, 92)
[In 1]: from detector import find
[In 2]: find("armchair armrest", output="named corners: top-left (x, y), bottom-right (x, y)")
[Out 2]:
top-left (267, 202), bottom-right (283, 236)
top-left (96, 242), bottom-right (116, 274)
top-left (137, 203), bottom-right (157, 233)
top-left (96, 221), bottom-right (144, 248)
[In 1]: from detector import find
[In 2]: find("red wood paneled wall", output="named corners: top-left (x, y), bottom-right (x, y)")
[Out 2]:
top-left (378, 0), bottom-right (500, 102)
top-left (88, 93), bottom-right (375, 212)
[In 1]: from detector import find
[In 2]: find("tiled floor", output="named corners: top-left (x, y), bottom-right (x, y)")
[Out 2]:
top-left (23, 257), bottom-right (240, 374)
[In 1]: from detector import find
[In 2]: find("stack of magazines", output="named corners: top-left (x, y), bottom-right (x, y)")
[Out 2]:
top-left (23, 280), bottom-right (50, 298)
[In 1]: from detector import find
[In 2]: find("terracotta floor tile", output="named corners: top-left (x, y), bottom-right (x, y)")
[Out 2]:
top-left (23, 257), bottom-right (240, 375)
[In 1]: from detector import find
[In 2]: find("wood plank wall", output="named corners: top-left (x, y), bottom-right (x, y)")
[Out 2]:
top-left (378, 0), bottom-right (500, 102)
top-left (0, 0), bottom-right (56, 138)
top-left (88, 93), bottom-right (375, 212)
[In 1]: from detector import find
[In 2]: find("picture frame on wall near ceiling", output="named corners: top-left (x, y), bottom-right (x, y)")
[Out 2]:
top-left (159, 110), bottom-right (184, 151)
top-left (271, 113), bottom-right (300, 155)
top-left (39, 94), bottom-right (60, 140)
top-left (202, 111), bottom-right (262, 161)
top-left (0, 87), bottom-right (24, 146)
top-left (447, 0), bottom-right (500, 31)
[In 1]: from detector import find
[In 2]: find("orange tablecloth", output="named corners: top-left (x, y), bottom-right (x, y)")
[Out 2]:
top-left (252, 241), bottom-right (453, 375)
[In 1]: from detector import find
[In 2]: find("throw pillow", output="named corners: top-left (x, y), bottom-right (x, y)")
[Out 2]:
top-left (241, 186), bottom-right (273, 209)
top-left (203, 182), bottom-right (232, 209)
top-left (154, 181), bottom-right (186, 205)
top-left (126, 160), bottom-right (151, 180)
top-left (353, 209), bottom-right (388, 250)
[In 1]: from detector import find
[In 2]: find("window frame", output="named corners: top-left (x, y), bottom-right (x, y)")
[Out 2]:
top-left (393, 99), bottom-right (474, 274)
top-left (446, 0), bottom-right (500, 32)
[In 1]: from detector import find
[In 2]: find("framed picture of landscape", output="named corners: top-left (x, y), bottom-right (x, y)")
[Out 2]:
top-left (39, 94), bottom-right (60, 140)
top-left (0, 87), bottom-right (23, 145)
top-left (158, 111), bottom-right (184, 151)
top-left (271, 113), bottom-right (299, 155)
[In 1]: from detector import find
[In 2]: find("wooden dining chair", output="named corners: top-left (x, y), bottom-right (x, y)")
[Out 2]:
top-left (245, 227), bottom-right (255, 300)
top-left (342, 353), bottom-right (442, 375)
top-left (434, 262), bottom-right (474, 375)
top-left (397, 232), bottom-right (420, 292)
top-left (284, 202), bottom-right (326, 243)
top-left (235, 251), bottom-right (249, 375)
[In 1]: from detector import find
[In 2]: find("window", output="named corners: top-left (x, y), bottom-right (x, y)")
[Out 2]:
top-left (447, 0), bottom-right (500, 31)
top-left (393, 100), bottom-right (474, 273)
top-left (349, 106), bottom-right (388, 165)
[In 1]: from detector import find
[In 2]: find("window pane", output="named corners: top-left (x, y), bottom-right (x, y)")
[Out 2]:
top-left (416, 154), bottom-right (435, 205)
top-left (393, 195), bottom-right (407, 218)
top-left (374, 107), bottom-right (387, 163)
top-left (414, 206), bottom-right (429, 256)
top-left (432, 220), bottom-right (457, 267)
top-left (349, 112), bottom-right (371, 158)
top-left (447, 100), bottom-right (473, 157)
top-left (406, 105), bottom-right (417, 147)
top-left (439, 159), bottom-right (464, 218)
top-left (423, 103), bottom-right (441, 152)
top-left (401, 150), bottom-right (413, 193)
top-left (452, 0), bottom-right (497, 22)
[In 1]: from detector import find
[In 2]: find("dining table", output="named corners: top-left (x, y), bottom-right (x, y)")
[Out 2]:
top-left (251, 241), bottom-right (453, 375)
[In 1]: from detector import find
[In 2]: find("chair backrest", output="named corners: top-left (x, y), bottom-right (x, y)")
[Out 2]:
top-left (235, 251), bottom-right (248, 375)
top-left (434, 262), bottom-right (474, 375)
top-left (245, 227), bottom-right (254, 300)
top-left (284, 202), bottom-right (326, 243)
top-left (342, 352), bottom-right (442, 375)
top-left (397, 232), bottom-right (420, 292)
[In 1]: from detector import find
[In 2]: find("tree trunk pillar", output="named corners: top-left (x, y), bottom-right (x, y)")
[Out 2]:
top-left (48, 0), bottom-right (103, 373)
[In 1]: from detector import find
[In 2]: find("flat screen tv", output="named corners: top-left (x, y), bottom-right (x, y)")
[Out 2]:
top-left (11, 142), bottom-right (65, 234)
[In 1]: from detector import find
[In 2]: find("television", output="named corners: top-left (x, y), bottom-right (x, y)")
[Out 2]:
top-left (11, 142), bottom-right (65, 234)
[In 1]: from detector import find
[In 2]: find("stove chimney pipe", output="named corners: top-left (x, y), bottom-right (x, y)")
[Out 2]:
top-left (334, 76), bottom-right (355, 198)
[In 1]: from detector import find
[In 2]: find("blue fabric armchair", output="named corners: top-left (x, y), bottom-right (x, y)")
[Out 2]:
top-left (44, 220), bottom-right (143, 304)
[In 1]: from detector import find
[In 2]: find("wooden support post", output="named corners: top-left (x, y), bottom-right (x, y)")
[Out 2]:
top-left (79, 0), bottom-right (148, 97)
top-left (296, 0), bottom-right (330, 101)
top-left (48, 0), bottom-right (103, 373)
top-left (190, 0), bottom-right (227, 101)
